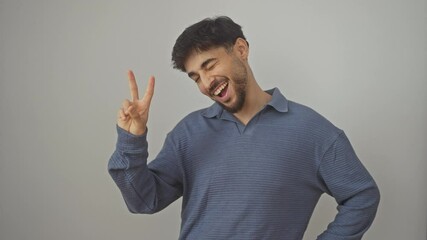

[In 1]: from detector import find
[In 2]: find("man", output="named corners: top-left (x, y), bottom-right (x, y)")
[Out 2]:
top-left (109, 16), bottom-right (380, 239)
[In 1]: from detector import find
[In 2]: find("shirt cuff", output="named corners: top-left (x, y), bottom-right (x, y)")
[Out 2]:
top-left (115, 125), bottom-right (148, 152)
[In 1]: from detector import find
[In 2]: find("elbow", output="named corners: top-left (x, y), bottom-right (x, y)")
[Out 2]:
top-left (359, 184), bottom-right (381, 213)
top-left (356, 184), bottom-right (381, 220)
top-left (125, 200), bottom-right (158, 215)
top-left (371, 184), bottom-right (381, 213)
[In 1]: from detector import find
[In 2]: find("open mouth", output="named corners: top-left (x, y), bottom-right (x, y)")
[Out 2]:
top-left (213, 82), bottom-right (228, 98)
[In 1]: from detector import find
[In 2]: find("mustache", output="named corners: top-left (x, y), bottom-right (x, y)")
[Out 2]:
top-left (209, 76), bottom-right (228, 93)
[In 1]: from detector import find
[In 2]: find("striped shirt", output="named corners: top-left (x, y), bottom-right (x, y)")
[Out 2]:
top-left (108, 88), bottom-right (380, 240)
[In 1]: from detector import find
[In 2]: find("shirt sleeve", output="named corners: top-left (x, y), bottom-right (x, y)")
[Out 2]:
top-left (317, 131), bottom-right (380, 240)
top-left (108, 125), bottom-right (183, 214)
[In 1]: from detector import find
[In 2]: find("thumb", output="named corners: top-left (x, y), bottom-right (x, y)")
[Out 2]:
top-left (127, 105), bottom-right (140, 119)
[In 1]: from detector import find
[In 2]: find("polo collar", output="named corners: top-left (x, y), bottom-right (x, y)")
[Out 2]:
top-left (266, 88), bottom-right (289, 113)
top-left (201, 87), bottom-right (289, 118)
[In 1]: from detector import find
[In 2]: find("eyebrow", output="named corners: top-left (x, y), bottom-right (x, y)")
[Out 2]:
top-left (187, 58), bottom-right (217, 79)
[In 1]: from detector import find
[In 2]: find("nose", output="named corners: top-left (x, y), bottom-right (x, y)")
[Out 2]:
top-left (199, 73), bottom-right (215, 94)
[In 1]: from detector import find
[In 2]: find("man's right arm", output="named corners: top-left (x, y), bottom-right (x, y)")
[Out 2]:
top-left (108, 70), bottom-right (182, 213)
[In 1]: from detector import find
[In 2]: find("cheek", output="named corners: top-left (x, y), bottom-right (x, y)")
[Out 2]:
top-left (198, 84), bottom-right (210, 96)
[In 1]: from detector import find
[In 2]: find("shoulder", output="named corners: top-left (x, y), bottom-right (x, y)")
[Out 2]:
top-left (289, 101), bottom-right (338, 127)
top-left (283, 100), bottom-right (343, 143)
top-left (266, 88), bottom-right (339, 134)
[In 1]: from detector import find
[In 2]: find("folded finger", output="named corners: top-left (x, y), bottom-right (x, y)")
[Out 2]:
top-left (119, 108), bottom-right (127, 120)
top-left (122, 99), bottom-right (131, 112)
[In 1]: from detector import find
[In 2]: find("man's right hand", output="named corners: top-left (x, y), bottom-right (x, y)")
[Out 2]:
top-left (117, 70), bottom-right (155, 136)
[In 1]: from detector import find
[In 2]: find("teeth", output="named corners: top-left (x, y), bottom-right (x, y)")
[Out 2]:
top-left (214, 82), bottom-right (228, 96)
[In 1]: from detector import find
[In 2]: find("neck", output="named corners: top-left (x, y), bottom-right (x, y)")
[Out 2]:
top-left (233, 75), bottom-right (272, 125)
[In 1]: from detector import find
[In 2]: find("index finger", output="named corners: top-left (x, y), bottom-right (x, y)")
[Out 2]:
top-left (128, 70), bottom-right (139, 101)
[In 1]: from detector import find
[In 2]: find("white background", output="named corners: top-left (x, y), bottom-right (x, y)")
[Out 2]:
top-left (1, 0), bottom-right (426, 239)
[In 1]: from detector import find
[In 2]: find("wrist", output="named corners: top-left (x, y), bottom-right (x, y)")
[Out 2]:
top-left (116, 125), bottom-right (148, 151)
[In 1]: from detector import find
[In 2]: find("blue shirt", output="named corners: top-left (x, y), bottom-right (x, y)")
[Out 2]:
top-left (108, 88), bottom-right (380, 240)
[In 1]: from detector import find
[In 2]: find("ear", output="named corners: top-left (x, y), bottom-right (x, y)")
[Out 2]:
top-left (233, 38), bottom-right (249, 61)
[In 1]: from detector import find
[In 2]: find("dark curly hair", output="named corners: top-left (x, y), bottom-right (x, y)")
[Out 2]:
top-left (171, 16), bottom-right (248, 72)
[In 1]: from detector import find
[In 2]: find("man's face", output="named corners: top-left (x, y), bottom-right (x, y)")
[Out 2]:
top-left (184, 44), bottom-right (248, 113)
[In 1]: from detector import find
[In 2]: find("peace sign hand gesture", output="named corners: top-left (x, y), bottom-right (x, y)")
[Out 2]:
top-left (117, 70), bottom-right (155, 136)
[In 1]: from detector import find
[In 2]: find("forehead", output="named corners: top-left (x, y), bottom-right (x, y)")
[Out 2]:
top-left (184, 47), bottom-right (229, 73)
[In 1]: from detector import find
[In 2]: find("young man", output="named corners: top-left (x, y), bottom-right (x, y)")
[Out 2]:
top-left (109, 16), bottom-right (380, 239)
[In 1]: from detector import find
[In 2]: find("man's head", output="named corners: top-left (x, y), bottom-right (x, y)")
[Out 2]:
top-left (172, 16), bottom-right (248, 72)
top-left (172, 16), bottom-right (252, 113)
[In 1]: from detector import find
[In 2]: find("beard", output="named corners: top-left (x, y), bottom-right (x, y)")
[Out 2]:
top-left (216, 58), bottom-right (248, 113)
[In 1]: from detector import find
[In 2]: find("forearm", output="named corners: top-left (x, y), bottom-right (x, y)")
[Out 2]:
top-left (109, 126), bottom-right (183, 214)
top-left (108, 125), bottom-right (161, 213)
top-left (317, 184), bottom-right (380, 239)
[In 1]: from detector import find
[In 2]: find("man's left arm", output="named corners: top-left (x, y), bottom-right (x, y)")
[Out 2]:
top-left (317, 131), bottom-right (380, 240)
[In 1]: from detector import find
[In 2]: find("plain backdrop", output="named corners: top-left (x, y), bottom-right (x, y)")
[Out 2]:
top-left (1, 0), bottom-right (426, 239)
